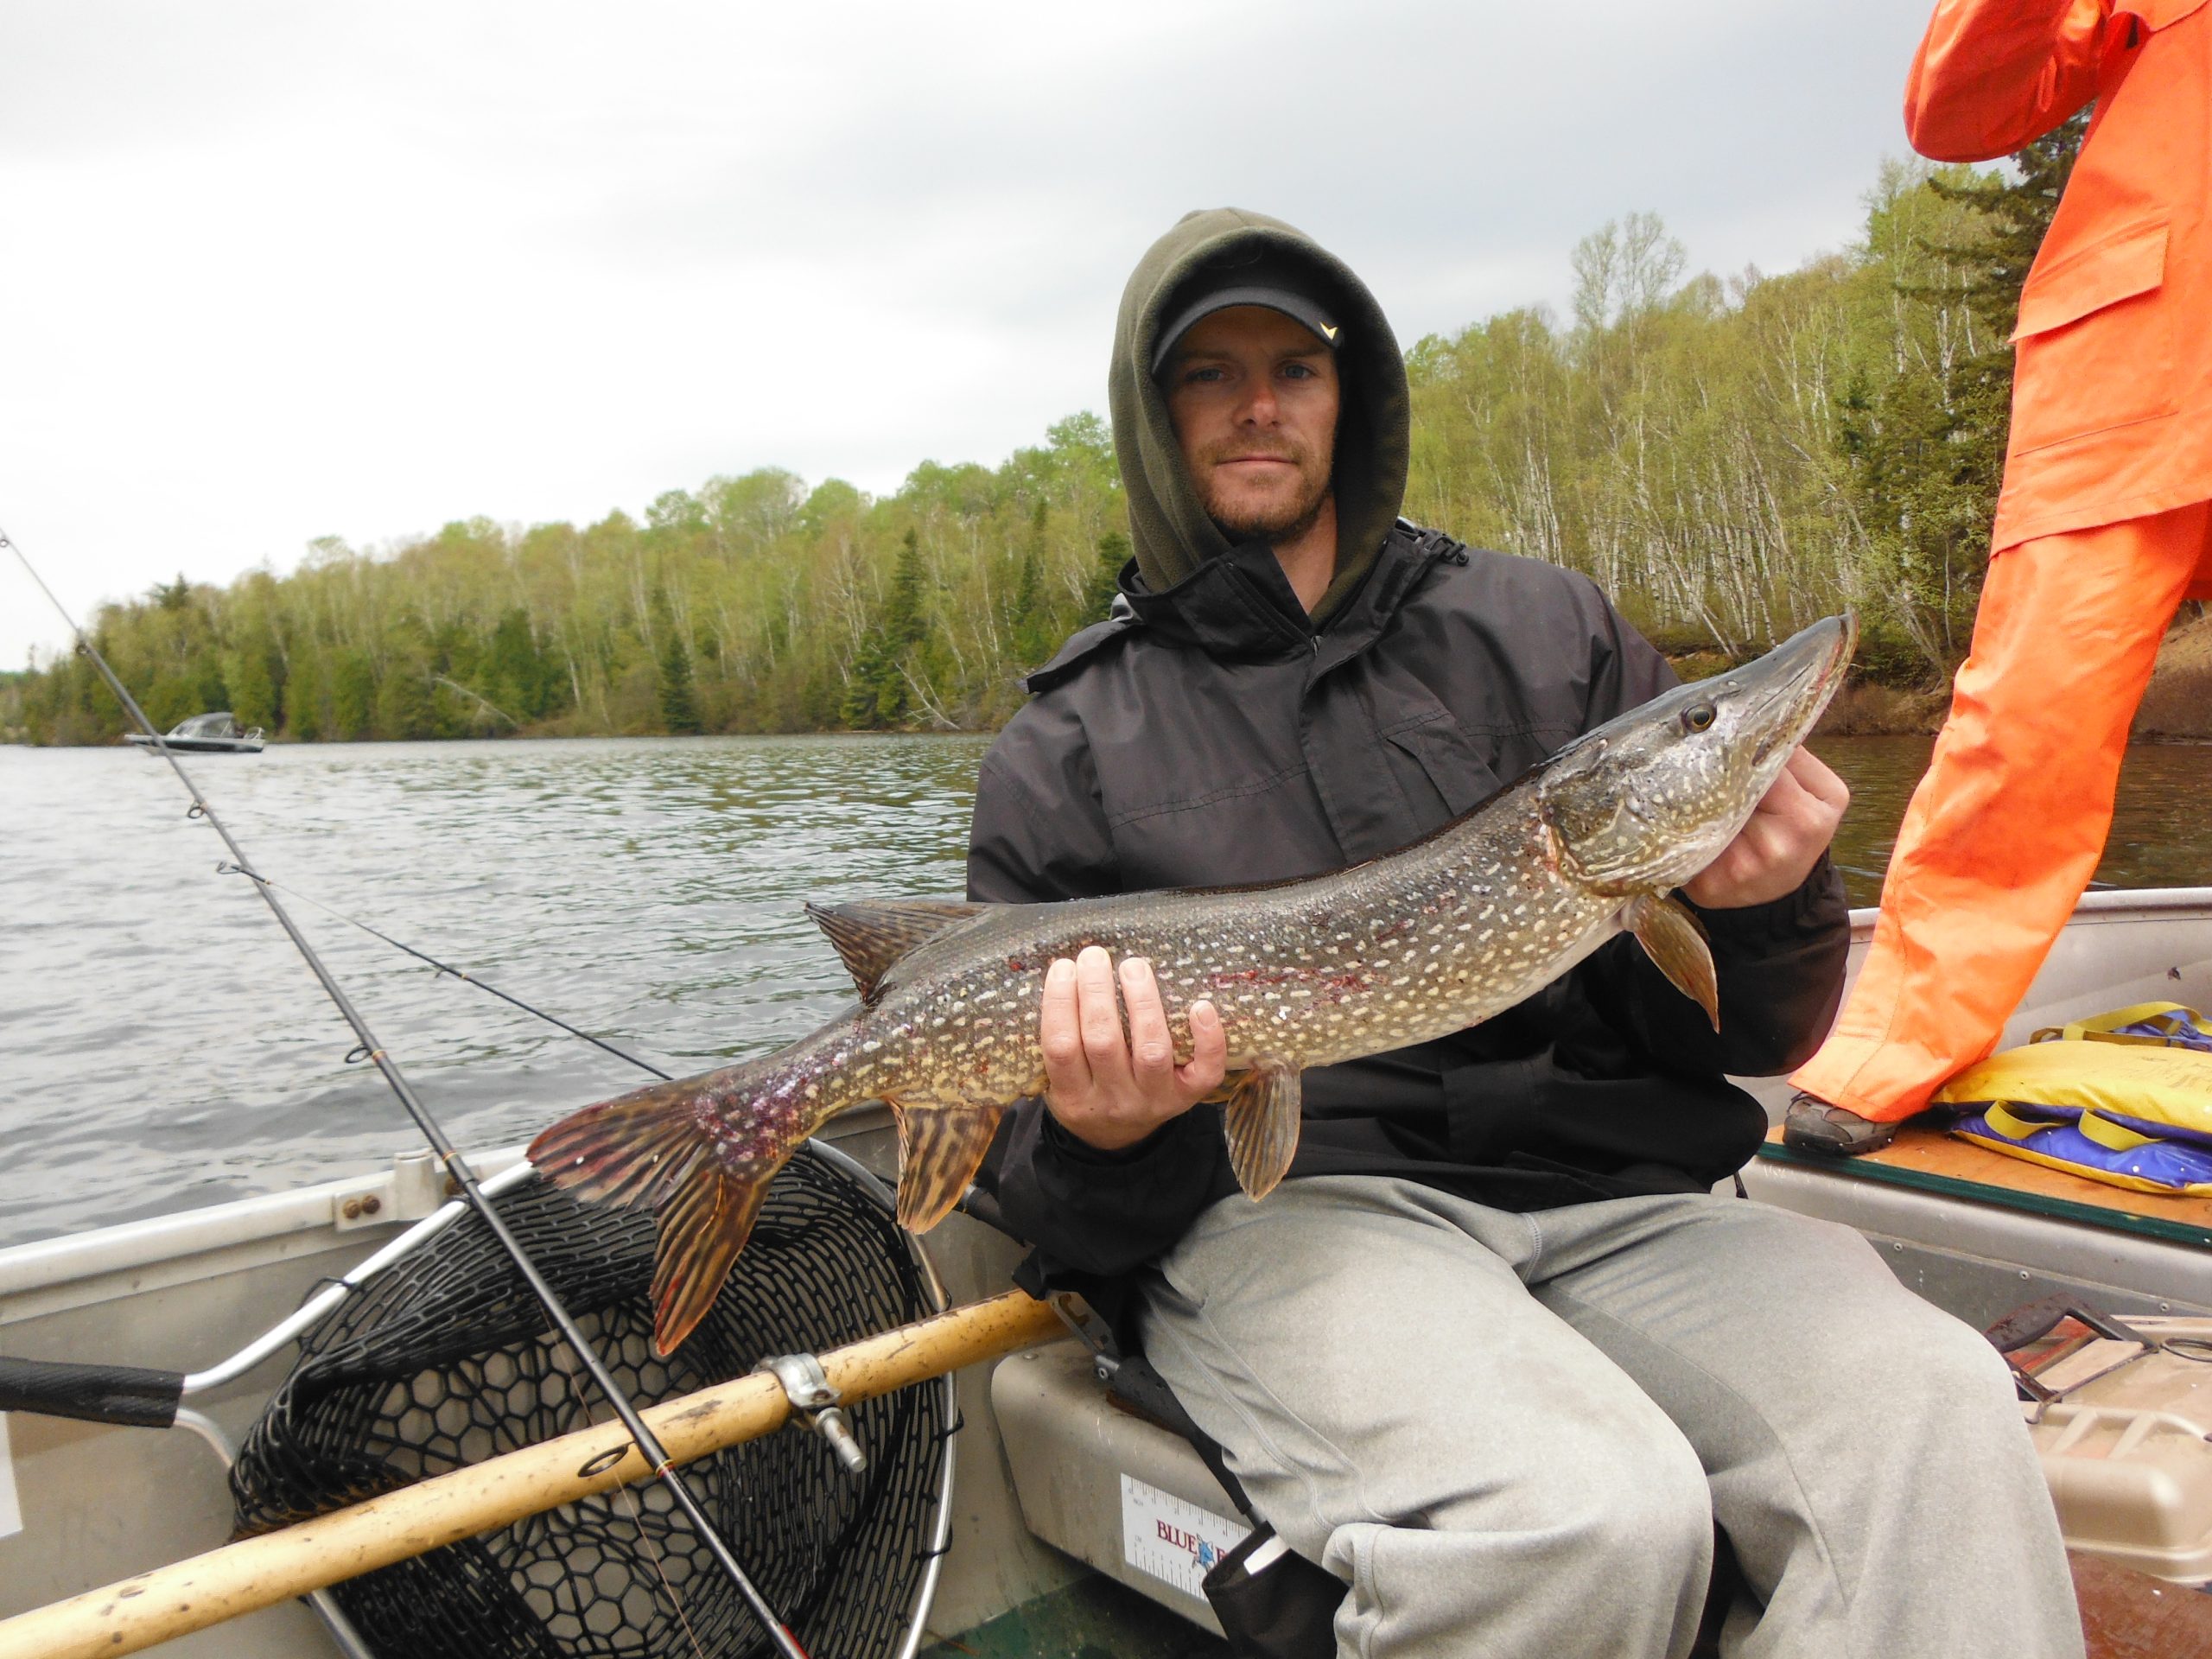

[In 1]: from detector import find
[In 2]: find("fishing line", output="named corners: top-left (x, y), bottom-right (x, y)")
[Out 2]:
top-left (216, 861), bottom-right (676, 1080)
top-left (213, 861), bottom-right (1022, 1238)
top-left (3, 529), bottom-right (811, 1659)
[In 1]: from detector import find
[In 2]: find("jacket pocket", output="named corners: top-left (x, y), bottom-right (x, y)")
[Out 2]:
top-left (2009, 219), bottom-right (2175, 454)
top-left (1379, 705), bottom-right (1500, 817)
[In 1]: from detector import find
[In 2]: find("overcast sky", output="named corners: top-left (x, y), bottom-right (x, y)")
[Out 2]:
top-left (0, 0), bottom-right (1939, 670)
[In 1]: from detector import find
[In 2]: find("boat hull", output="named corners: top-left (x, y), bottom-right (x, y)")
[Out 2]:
top-left (123, 734), bottom-right (264, 754)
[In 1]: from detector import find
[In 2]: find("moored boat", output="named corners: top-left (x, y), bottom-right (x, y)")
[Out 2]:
top-left (122, 713), bottom-right (264, 754)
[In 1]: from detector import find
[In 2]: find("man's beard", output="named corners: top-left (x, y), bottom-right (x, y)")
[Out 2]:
top-left (1199, 443), bottom-right (1334, 545)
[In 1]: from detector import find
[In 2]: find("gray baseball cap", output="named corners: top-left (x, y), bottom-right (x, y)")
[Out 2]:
top-left (1150, 256), bottom-right (1342, 375)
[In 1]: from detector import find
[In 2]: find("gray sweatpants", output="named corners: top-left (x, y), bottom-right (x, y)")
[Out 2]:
top-left (1136, 1177), bottom-right (2080, 1659)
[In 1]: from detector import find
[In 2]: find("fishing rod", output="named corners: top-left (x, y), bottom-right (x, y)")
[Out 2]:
top-left (3, 531), bottom-right (811, 1659)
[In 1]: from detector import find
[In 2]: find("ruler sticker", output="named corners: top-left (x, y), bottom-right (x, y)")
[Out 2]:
top-left (0, 1414), bottom-right (22, 1540)
top-left (1119, 1472), bottom-right (1249, 1599)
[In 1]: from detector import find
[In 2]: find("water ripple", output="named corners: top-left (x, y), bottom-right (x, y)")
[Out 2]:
top-left (2, 732), bottom-right (2205, 1246)
top-left (0, 734), bottom-right (988, 1245)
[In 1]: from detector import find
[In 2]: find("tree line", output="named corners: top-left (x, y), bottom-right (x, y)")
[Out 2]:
top-left (3, 130), bottom-right (2080, 747)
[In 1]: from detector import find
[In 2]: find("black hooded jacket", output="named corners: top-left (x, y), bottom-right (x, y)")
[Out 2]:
top-left (967, 213), bottom-right (1849, 1306)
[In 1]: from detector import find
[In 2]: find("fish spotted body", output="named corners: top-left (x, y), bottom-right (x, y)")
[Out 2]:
top-left (531, 615), bottom-right (1856, 1353)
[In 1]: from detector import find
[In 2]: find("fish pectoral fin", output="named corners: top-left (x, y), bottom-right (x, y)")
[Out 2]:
top-left (1627, 893), bottom-right (1719, 1032)
top-left (649, 1154), bottom-right (772, 1358)
top-left (889, 1097), bottom-right (1007, 1233)
top-left (1222, 1061), bottom-right (1301, 1202)
top-left (805, 899), bottom-right (991, 1003)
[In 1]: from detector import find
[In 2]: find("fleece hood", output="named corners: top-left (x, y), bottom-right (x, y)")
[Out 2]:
top-left (1109, 207), bottom-right (1410, 626)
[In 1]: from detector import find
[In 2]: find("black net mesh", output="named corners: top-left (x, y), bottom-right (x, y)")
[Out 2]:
top-left (229, 1150), bottom-right (948, 1659)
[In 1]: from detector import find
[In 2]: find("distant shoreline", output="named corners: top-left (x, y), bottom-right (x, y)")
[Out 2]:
top-left (12, 613), bottom-right (2206, 748)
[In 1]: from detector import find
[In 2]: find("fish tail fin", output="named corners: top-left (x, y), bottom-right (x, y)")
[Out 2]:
top-left (528, 1078), bottom-right (716, 1208)
top-left (889, 1097), bottom-right (1007, 1232)
top-left (1223, 1060), bottom-right (1301, 1200)
top-left (650, 1158), bottom-right (772, 1357)
top-left (529, 1076), bottom-right (784, 1355)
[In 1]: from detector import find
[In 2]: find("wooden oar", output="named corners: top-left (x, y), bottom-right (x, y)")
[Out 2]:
top-left (0, 1289), bottom-right (1066, 1659)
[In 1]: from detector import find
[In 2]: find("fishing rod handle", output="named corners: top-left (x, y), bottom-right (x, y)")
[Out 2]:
top-left (0, 1356), bottom-right (184, 1429)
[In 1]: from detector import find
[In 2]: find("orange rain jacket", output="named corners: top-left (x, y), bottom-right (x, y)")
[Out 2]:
top-left (1907, 0), bottom-right (2212, 550)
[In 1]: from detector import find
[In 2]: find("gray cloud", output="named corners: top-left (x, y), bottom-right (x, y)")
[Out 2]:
top-left (1, 0), bottom-right (1935, 667)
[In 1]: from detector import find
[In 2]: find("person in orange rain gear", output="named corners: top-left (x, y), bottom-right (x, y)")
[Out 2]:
top-left (1787, 0), bottom-right (2212, 1154)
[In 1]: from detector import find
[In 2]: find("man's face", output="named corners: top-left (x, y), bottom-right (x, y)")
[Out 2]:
top-left (1163, 305), bottom-right (1338, 544)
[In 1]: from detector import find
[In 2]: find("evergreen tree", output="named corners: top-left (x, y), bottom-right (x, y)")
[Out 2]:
top-left (883, 526), bottom-right (929, 656)
top-left (1085, 531), bottom-right (1130, 622)
top-left (332, 651), bottom-right (376, 741)
top-left (225, 646), bottom-right (278, 733)
top-left (287, 645), bottom-right (327, 741)
top-left (841, 528), bottom-right (932, 728)
top-left (1847, 111), bottom-right (2090, 664)
top-left (1924, 111), bottom-right (2089, 343)
top-left (487, 608), bottom-right (554, 720)
top-left (658, 628), bottom-right (702, 734)
top-left (375, 662), bottom-right (435, 740)
top-left (1919, 109), bottom-right (2091, 519)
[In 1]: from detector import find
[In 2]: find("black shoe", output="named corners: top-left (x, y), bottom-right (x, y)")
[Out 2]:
top-left (1783, 1093), bottom-right (1898, 1157)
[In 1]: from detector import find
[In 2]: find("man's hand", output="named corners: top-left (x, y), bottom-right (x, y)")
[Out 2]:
top-left (1039, 945), bottom-right (1227, 1152)
top-left (1681, 746), bottom-right (1849, 910)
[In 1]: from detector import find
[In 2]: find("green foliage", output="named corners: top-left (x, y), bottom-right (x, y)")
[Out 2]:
top-left (332, 652), bottom-right (375, 741)
top-left (654, 588), bottom-right (702, 735)
top-left (224, 646), bottom-right (277, 733)
top-left (1086, 531), bottom-right (1130, 623)
top-left (1833, 114), bottom-right (2088, 665)
top-left (9, 141), bottom-right (2078, 745)
top-left (374, 660), bottom-right (435, 741)
top-left (843, 528), bottom-right (936, 728)
top-left (1405, 136), bottom-right (2075, 683)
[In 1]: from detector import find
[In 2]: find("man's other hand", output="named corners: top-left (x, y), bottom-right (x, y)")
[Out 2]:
top-left (1039, 945), bottom-right (1226, 1151)
top-left (1682, 746), bottom-right (1849, 910)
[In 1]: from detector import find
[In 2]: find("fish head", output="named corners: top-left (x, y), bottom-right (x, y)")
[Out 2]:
top-left (1537, 614), bottom-right (1856, 893)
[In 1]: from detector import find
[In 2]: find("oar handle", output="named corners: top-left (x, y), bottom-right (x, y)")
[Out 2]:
top-left (0, 1289), bottom-right (1067, 1659)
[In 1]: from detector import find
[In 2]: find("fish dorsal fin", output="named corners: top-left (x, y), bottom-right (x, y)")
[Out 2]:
top-left (804, 899), bottom-right (988, 1002)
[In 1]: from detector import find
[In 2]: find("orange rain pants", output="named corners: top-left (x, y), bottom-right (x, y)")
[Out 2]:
top-left (1790, 503), bottom-right (2212, 1121)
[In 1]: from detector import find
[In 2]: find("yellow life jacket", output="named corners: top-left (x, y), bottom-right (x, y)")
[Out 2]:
top-left (1933, 1004), bottom-right (2212, 1197)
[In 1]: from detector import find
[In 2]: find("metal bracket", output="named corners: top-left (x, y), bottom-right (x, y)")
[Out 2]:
top-left (331, 1151), bottom-right (451, 1231)
top-left (759, 1352), bottom-right (867, 1476)
top-left (1046, 1292), bottom-right (1120, 1382)
top-left (1990, 1296), bottom-right (2160, 1423)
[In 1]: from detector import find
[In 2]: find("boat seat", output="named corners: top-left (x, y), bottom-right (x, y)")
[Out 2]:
top-left (991, 1339), bottom-right (1741, 1656)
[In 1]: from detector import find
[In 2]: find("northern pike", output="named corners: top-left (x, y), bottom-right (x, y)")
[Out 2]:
top-left (531, 614), bottom-right (1856, 1353)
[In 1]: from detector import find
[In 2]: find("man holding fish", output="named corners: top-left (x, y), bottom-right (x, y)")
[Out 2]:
top-left (963, 211), bottom-right (2080, 1656)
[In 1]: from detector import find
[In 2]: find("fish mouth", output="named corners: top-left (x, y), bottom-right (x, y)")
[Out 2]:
top-left (1743, 615), bottom-right (1856, 766)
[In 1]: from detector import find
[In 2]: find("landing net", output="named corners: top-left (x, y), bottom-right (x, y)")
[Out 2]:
top-left (229, 1151), bottom-right (949, 1658)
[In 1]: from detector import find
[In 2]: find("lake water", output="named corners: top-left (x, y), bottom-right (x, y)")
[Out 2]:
top-left (2, 732), bottom-right (2209, 1247)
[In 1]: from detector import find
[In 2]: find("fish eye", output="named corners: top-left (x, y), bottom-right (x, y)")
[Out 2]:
top-left (1682, 702), bottom-right (1717, 734)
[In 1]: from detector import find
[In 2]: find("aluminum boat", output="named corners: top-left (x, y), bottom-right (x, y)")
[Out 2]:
top-left (2, 889), bottom-right (2208, 1656)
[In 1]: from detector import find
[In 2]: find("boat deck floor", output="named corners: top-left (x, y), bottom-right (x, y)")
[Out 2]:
top-left (1758, 1122), bottom-right (2212, 1251)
